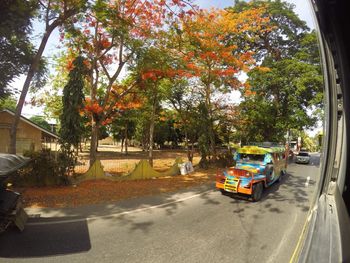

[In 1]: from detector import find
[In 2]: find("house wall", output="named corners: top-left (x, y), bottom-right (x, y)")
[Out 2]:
top-left (0, 112), bottom-right (42, 153)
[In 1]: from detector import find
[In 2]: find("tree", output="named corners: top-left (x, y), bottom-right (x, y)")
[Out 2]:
top-left (231, 1), bottom-right (323, 142)
top-left (9, 0), bottom-right (87, 154)
top-left (110, 109), bottom-right (137, 155)
top-left (0, 97), bottom-right (17, 111)
top-left (29, 115), bottom-right (51, 131)
top-left (132, 46), bottom-right (176, 166)
top-left (63, 0), bottom-right (191, 165)
top-left (229, 0), bottom-right (309, 62)
top-left (59, 56), bottom-right (86, 150)
top-left (0, 0), bottom-right (37, 99)
top-left (166, 79), bottom-right (200, 161)
top-left (171, 6), bottom-right (272, 160)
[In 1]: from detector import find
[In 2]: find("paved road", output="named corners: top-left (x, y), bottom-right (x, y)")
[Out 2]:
top-left (0, 154), bottom-right (321, 263)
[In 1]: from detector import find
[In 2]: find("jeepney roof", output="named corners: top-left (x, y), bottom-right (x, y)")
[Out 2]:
top-left (237, 145), bottom-right (285, 155)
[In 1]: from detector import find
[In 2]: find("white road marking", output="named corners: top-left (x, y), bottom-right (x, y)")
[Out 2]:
top-left (27, 189), bottom-right (214, 226)
top-left (305, 176), bottom-right (311, 187)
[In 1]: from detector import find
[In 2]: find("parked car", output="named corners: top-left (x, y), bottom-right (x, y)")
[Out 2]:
top-left (295, 151), bottom-right (310, 164)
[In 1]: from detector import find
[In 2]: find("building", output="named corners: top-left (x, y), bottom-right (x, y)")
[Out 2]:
top-left (0, 109), bottom-right (59, 154)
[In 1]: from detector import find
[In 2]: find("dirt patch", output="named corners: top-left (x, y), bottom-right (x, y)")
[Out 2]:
top-left (16, 168), bottom-right (217, 208)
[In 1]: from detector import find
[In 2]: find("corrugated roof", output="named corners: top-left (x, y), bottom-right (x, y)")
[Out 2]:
top-left (0, 109), bottom-right (59, 139)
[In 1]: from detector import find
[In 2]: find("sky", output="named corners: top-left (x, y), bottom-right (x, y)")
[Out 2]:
top-left (196, 0), bottom-right (315, 27)
top-left (11, 0), bottom-right (319, 134)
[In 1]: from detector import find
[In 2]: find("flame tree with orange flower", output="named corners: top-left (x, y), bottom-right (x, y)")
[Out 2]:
top-left (62, 0), bottom-right (193, 165)
top-left (164, 5), bottom-right (272, 162)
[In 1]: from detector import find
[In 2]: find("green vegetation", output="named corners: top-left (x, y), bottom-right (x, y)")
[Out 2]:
top-left (5, 0), bottom-right (323, 170)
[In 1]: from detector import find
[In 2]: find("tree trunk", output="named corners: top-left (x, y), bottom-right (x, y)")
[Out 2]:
top-left (205, 83), bottom-right (216, 161)
top-left (120, 137), bottom-right (124, 153)
top-left (9, 24), bottom-right (57, 154)
top-left (148, 99), bottom-right (156, 167)
top-left (125, 122), bottom-right (128, 155)
top-left (89, 119), bottom-right (99, 166)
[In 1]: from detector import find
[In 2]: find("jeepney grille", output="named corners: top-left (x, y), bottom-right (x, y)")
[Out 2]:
top-left (224, 177), bottom-right (239, 192)
top-left (228, 168), bottom-right (249, 177)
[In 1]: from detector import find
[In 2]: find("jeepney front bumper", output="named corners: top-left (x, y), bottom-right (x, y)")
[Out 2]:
top-left (216, 175), bottom-right (253, 195)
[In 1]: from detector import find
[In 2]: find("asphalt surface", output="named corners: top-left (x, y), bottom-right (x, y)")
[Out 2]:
top-left (0, 154), bottom-right (321, 263)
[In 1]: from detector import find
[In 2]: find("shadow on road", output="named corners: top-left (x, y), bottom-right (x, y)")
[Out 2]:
top-left (0, 219), bottom-right (91, 258)
top-left (0, 184), bottom-right (218, 259)
top-left (217, 167), bottom-right (316, 215)
top-left (0, 159), bottom-right (319, 260)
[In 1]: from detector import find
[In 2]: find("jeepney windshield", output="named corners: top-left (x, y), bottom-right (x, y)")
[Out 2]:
top-left (239, 154), bottom-right (265, 163)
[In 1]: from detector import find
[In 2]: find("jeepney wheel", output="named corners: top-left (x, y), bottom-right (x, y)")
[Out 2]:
top-left (252, 182), bottom-right (263, 202)
top-left (265, 164), bottom-right (274, 183)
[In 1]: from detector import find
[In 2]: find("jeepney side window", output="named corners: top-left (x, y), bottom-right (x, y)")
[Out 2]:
top-left (264, 153), bottom-right (272, 164)
top-left (233, 152), bottom-right (239, 161)
top-left (241, 153), bottom-right (249, 161)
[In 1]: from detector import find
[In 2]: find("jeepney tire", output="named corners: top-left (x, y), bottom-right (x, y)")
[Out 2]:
top-left (252, 182), bottom-right (263, 202)
top-left (265, 164), bottom-right (274, 183)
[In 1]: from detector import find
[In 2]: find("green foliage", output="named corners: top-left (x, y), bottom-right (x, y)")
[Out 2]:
top-left (98, 125), bottom-right (109, 140)
top-left (14, 149), bottom-right (71, 187)
top-left (237, 33), bottom-right (323, 142)
top-left (29, 115), bottom-right (51, 131)
top-left (58, 56), bottom-right (86, 174)
top-left (0, 0), bottom-right (37, 98)
top-left (154, 111), bottom-right (182, 148)
top-left (59, 56), bottom-right (86, 148)
top-left (0, 96), bottom-right (17, 111)
top-left (110, 110), bottom-right (137, 143)
top-left (230, 0), bottom-right (309, 62)
top-left (232, 1), bottom-right (323, 143)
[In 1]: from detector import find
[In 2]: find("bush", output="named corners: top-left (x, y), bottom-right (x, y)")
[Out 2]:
top-left (13, 149), bottom-right (72, 187)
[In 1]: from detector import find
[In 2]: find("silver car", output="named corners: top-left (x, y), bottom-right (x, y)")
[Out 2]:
top-left (295, 152), bottom-right (310, 164)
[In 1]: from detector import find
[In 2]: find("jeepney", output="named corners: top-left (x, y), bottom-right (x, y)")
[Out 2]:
top-left (216, 145), bottom-right (288, 201)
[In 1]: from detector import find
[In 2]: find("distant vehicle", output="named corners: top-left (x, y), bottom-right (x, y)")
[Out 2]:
top-left (295, 151), bottom-right (310, 164)
top-left (216, 145), bottom-right (288, 201)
